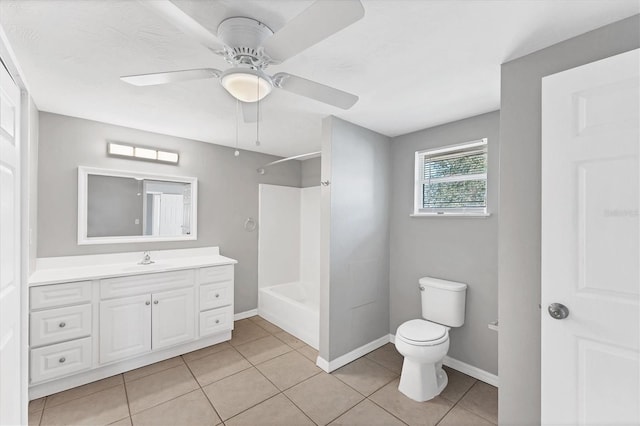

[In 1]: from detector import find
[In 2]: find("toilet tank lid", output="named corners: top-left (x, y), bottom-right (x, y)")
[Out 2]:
top-left (419, 277), bottom-right (467, 291)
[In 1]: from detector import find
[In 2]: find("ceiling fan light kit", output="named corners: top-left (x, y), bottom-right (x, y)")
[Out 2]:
top-left (221, 67), bottom-right (272, 103)
top-left (123, 0), bottom-right (364, 112)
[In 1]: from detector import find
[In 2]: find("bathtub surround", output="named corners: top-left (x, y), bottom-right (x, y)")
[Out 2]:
top-left (319, 116), bottom-right (392, 366)
top-left (498, 15), bottom-right (640, 425)
top-left (389, 111), bottom-right (500, 377)
top-left (257, 184), bottom-right (320, 348)
top-left (37, 112), bottom-right (301, 314)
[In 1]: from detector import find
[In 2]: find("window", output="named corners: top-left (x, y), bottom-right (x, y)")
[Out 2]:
top-left (414, 138), bottom-right (488, 216)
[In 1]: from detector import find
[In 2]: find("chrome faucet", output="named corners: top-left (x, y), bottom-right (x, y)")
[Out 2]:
top-left (138, 251), bottom-right (154, 265)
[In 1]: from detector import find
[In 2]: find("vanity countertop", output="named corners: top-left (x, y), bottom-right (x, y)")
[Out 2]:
top-left (29, 247), bottom-right (237, 286)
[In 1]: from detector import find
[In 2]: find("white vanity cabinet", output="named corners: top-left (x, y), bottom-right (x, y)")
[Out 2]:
top-left (28, 247), bottom-right (236, 400)
top-left (29, 282), bottom-right (93, 384)
top-left (99, 287), bottom-right (196, 364)
top-left (98, 270), bottom-right (197, 364)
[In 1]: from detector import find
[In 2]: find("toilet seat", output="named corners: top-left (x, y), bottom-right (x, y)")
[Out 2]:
top-left (397, 319), bottom-right (448, 346)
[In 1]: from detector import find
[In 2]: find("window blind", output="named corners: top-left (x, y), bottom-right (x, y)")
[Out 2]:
top-left (415, 139), bottom-right (488, 213)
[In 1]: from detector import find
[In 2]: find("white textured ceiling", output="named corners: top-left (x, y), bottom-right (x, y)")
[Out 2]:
top-left (1, 0), bottom-right (638, 157)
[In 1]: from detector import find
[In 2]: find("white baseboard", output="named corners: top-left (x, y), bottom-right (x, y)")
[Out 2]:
top-left (316, 334), bottom-right (391, 373)
top-left (389, 334), bottom-right (498, 387)
top-left (442, 355), bottom-right (499, 387)
top-left (234, 309), bottom-right (258, 321)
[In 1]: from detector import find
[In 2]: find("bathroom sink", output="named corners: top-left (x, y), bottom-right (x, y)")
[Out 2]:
top-left (119, 263), bottom-right (173, 273)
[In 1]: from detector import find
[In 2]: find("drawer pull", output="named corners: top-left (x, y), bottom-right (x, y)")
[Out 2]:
top-left (153, 300), bottom-right (159, 305)
top-left (145, 301), bottom-right (151, 306)
top-left (59, 322), bottom-right (66, 328)
top-left (215, 319), bottom-right (220, 324)
top-left (59, 357), bottom-right (66, 363)
top-left (215, 294), bottom-right (220, 298)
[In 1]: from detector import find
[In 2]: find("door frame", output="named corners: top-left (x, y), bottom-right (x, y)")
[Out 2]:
top-left (1, 24), bottom-right (33, 422)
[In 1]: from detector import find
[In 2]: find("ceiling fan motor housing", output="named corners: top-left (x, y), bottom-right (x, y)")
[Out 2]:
top-left (217, 17), bottom-right (274, 68)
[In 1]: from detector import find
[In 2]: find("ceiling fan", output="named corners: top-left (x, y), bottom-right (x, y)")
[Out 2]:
top-left (121, 0), bottom-right (364, 121)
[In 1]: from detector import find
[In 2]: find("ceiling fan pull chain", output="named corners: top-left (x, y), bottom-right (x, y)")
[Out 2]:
top-left (256, 75), bottom-right (261, 147)
top-left (234, 99), bottom-right (240, 157)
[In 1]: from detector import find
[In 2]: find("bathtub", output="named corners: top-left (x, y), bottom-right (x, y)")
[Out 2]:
top-left (258, 281), bottom-right (319, 349)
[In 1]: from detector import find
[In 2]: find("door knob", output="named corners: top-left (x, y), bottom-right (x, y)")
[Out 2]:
top-left (548, 303), bottom-right (570, 320)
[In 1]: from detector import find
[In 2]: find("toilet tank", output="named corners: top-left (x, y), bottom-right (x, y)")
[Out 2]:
top-left (420, 277), bottom-right (467, 327)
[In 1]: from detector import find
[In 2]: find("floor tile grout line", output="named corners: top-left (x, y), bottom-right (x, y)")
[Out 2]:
top-left (123, 362), bottom-right (186, 386)
top-left (121, 373), bottom-right (133, 421)
top-left (330, 366), bottom-right (399, 399)
top-left (278, 391), bottom-right (320, 426)
top-left (249, 355), bottom-right (320, 425)
top-left (181, 354), bottom-right (225, 423)
top-left (363, 353), bottom-right (402, 376)
top-left (434, 379), bottom-right (480, 426)
top-left (448, 380), bottom-right (498, 425)
top-left (40, 379), bottom-right (124, 411)
top-left (365, 396), bottom-right (411, 426)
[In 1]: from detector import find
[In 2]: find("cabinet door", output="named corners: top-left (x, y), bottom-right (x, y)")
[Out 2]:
top-left (152, 288), bottom-right (195, 350)
top-left (100, 294), bottom-right (151, 364)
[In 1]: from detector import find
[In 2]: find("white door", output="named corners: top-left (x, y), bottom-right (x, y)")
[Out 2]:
top-left (542, 49), bottom-right (639, 425)
top-left (151, 288), bottom-right (194, 350)
top-left (99, 294), bottom-right (152, 364)
top-left (0, 63), bottom-right (23, 424)
top-left (158, 193), bottom-right (184, 236)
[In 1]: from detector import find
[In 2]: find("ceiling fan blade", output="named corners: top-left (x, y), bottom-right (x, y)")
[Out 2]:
top-left (142, 0), bottom-right (226, 54)
top-left (241, 101), bottom-right (261, 123)
top-left (121, 68), bottom-right (221, 86)
top-left (262, 0), bottom-right (364, 63)
top-left (273, 72), bottom-right (358, 109)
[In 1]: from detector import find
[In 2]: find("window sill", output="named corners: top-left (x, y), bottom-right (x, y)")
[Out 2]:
top-left (410, 212), bottom-right (492, 218)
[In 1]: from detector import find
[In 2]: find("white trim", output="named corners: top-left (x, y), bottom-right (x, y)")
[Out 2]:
top-left (234, 309), bottom-right (258, 321)
top-left (415, 138), bottom-right (488, 157)
top-left (442, 355), bottom-right (499, 387)
top-left (414, 138), bottom-right (488, 215)
top-left (77, 166), bottom-right (198, 245)
top-left (389, 333), bottom-right (499, 387)
top-left (316, 334), bottom-right (390, 373)
top-left (410, 213), bottom-right (491, 218)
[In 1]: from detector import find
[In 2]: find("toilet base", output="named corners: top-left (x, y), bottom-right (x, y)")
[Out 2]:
top-left (398, 359), bottom-right (448, 402)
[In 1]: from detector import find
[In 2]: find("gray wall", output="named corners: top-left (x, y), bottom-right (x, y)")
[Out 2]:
top-left (319, 116), bottom-right (391, 361)
top-left (390, 111), bottom-right (499, 375)
top-left (87, 175), bottom-right (143, 237)
top-left (301, 156), bottom-right (321, 188)
top-left (37, 112), bottom-right (301, 313)
top-left (24, 95), bottom-right (39, 275)
top-left (498, 15), bottom-right (640, 425)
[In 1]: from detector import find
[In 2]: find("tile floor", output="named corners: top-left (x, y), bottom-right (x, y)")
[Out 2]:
top-left (29, 316), bottom-right (497, 426)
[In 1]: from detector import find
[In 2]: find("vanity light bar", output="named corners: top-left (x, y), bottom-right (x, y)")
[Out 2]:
top-left (107, 142), bottom-right (179, 164)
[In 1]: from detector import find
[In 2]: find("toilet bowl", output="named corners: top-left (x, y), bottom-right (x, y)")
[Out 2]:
top-left (395, 319), bottom-right (450, 401)
top-left (394, 277), bottom-right (467, 402)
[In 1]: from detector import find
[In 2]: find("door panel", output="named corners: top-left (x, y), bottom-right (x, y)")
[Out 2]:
top-left (0, 62), bottom-right (22, 424)
top-left (542, 48), bottom-right (639, 425)
top-left (99, 294), bottom-right (151, 364)
top-left (152, 288), bottom-right (194, 350)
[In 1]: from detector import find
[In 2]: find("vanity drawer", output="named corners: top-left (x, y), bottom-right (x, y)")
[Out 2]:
top-left (30, 337), bottom-right (92, 384)
top-left (101, 269), bottom-right (195, 299)
top-left (199, 306), bottom-right (233, 337)
top-left (30, 304), bottom-right (92, 348)
top-left (200, 281), bottom-right (233, 311)
top-left (30, 281), bottom-right (92, 310)
top-left (198, 265), bottom-right (233, 285)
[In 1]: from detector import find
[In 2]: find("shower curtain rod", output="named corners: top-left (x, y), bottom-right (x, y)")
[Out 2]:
top-left (257, 151), bottom-right (321, 174)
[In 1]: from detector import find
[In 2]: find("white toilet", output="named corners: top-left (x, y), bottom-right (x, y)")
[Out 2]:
top-left (394, 276), bottom-right (467, 402)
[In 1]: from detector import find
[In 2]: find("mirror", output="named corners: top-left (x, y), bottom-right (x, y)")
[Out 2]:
top-left (78, 167), bottom-right (197, 244)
